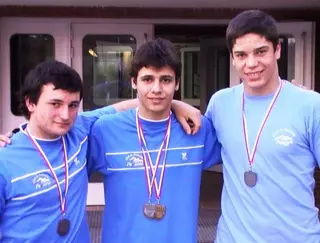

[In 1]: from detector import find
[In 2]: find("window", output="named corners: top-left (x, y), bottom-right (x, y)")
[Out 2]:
top-left (279, 35), bottom-right (295, 81)
top-left (10, 34), bottom-right (55, 116)
top-left (181, 48), bottom-right (200, 100)
top-left (82, 35), bottom-right (136, 111)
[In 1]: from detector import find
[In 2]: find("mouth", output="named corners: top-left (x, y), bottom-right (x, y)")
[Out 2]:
top-left (55, 122), bottom-right (70, 127)
top-left (148, 98), bottom-right (165, 105)
top-left (245, 71), bottom-right (264, 80)
top-left (148, 97), bottom-right (164, 101)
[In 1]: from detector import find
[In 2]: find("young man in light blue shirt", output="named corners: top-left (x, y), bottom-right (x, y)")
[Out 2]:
top-left (206, 10), bottom-right (320, 243)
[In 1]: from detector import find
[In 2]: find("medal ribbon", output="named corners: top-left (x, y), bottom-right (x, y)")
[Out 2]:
top-left (26, 127), bottom-right (69, 216)
top-left (242, 79), bottom-right (283, 169)
top-left (135, 109), bottom-right (171, 202)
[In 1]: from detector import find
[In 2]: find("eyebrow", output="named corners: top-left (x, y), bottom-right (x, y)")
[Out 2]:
top-left (140, 75), bottom-right (153, 79)
top-left (48, 99), bottom-right (80, 105)
top-left (254, 46), bottom-right (269, 51)
top-left (233, 45), bottom-right (269, 55)
top-left (140, 75), bottom-right (174, 79)
top-left (160, 75), bottom-right (174, 79)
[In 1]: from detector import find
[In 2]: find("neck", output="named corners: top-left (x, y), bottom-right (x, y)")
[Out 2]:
top-left (137, 106), bottom-right (171, 121)
top-left (244, 75), bottom-right (280, 96)
top-left (27, 120), bottom-right (60, 140)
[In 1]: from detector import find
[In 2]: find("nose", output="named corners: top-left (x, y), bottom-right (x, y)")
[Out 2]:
top-left (150, 80), bottom-right (162, 93)
top-left (59, 105), bottom-right (70, 120)
top-left (246, 54), bottom-right (258, 68)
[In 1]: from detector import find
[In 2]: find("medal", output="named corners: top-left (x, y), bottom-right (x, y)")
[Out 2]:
top-left (242, 79), bottom-right (283, 187)
top-left (136, 109), bottom-right (171, 220)
top-left (154, 204), bottom-right (166, 220)
top-left (143, 203), bottom-right (156, 219)
top-left (26, 128), bottom-right (69, 235)
top-left (57, 218), bottom-right (70, 236)
top-left (244, 170), bottom-right (257, 187)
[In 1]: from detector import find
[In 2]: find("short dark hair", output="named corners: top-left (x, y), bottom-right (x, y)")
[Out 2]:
top-left (130, 38), bottom-right (181, 82)
top-left (20, 60), bottom-right (83, 119)
top-left (226, 10), bottom-right (279, 53)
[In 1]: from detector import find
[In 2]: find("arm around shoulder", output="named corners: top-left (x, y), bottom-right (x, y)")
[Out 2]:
top-left (171, 100), bottom-right (202, 135)
top-left (111, 98), bottom-right (139, 112)
top-left (202, 116), bottom-right (222, 170)
top-left (0, 163), bottom-right (11, 215)
top-left (86, 118), bottom-right (109, 176)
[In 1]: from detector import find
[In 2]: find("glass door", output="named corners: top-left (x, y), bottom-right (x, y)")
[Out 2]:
top-left (71, 23), bottom-right (153, 205)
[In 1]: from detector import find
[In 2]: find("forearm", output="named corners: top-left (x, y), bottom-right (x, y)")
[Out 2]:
top-left (171, 99), bottom-right (202, 135)
top-left (171, 99), bottom-right (187, 112)
top-left (111, 98), bottom-right (139, 112)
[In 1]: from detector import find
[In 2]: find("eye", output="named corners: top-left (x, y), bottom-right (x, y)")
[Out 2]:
top-left (236, 53), bottom-right (246, 59)
top-left (69, 104), bottom-right (79, 109)
top-left (51, 103), bottom-right (61, 108)
top-left (162, 78), bottom-right (173, 83)
top-left (141, 78), bottom-right (152, 83)
top-left (256, 50), bottom-right (267, 55)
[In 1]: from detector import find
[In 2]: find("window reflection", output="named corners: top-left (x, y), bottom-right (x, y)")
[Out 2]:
top-left (279, 35), bottom-right (295, 81)
top-left (181, 48), bottom-right (200, 99)
top-left (10, 34), bottom-right (54, 116)
top-left (82, 35), bottom-right (136, 111)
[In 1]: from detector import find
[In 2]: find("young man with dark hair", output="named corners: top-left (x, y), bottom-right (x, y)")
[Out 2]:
top-left (87, 38), bottom-right (221, 243)
top-left (0, 60), bottom-right (126, 242)
top-left (206, 10), bottom-right (320, 242)
top-left (0, 60), bottom-right (199, 242)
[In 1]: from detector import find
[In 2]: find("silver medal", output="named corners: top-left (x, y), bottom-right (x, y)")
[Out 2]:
top-left (244, 170), bottom-right (257, 187)
top-left (143, 203), bottom-right (156, 219)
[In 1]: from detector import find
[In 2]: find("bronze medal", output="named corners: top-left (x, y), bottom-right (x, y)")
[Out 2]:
top-left (57, 218), bottom-right (70, 236)
top-left (143, 203), bottom-right (156, 219)
top-left (154, 204), bottom-right (166, 220)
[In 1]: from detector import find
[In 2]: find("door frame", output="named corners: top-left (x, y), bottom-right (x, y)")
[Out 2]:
top-left (0, 18), bottom-right (70, 134)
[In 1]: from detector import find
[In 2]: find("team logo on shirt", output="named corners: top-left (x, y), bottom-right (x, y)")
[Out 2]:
top-left (181, 152), bottom-right (188, 160)
top-left (32, 173), bottom-right (51, 189)
top-left (125, 153), bottom-right (143, 167)
top-left (273, 128), bottom-right (295, 146)
top-left (74, 157), bottom-right (80, 165)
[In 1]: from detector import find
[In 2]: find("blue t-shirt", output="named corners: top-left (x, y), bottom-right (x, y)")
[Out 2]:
top-left (0, 106), bottom-right (115, 242)
top-left (206, 81), bottom-right (320, 243)
top-left (87, 109), bottom-right (221, 243)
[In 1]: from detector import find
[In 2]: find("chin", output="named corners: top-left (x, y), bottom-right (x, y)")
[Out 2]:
top-left (148, 107), bottom-right (170, 117)
top-left (247, 80), bottom-right (267, 89)
top-left (54, 127), bottom-right (70, 136)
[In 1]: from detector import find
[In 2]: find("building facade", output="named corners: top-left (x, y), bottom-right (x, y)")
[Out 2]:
top-left (0, 1), bottom-right (320, 206)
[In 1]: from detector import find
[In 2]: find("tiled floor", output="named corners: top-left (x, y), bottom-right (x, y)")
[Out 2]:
top-left (87, 207), bottom-right (221, 243)
top-left (87, 171), bottom-right (320, 242)
top-left (87, 171), bottom-right (223, 243)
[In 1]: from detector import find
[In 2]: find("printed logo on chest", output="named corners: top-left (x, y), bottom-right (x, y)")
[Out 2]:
top-left (181, 152), bottom-right (188, 161)
top-left (272, 128), bottom-right (295, 146)
top-left (126, 153), bottom-right (143, 167)
top-left (32, 173), bottom-right (52, 189)
top-left (73, 157), bottom-right (80, 165)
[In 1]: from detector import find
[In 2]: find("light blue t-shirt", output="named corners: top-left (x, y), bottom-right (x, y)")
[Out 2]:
top-left (0, 106), bottom-right (115, 242)
top-left (87, 109), bottom-right (221, 243)
top-left (206, 81), bottom-right (320, 243)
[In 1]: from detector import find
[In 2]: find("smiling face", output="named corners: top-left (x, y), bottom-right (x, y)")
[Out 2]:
top-left (232, 33), bottom-right (281, 95)
top-left (132, 65), bottom-right (179, 120)
top-left (26, 84), bottom-right (80, 139)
